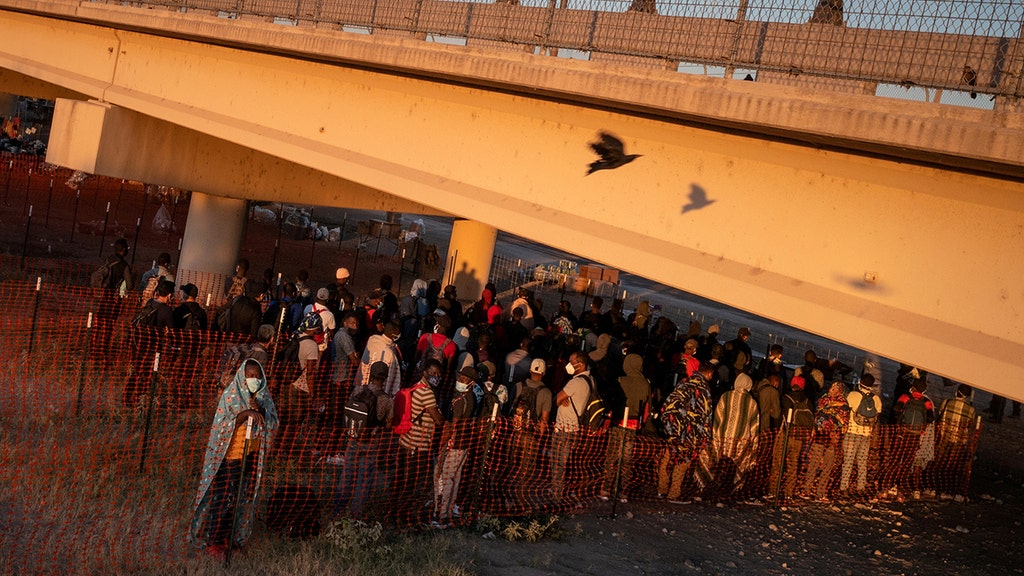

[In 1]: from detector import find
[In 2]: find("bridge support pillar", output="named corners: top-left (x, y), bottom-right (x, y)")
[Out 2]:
top-left (442, 219), bottom-right (497, 303)
top-left (177, 192), bottom-right (247, 303)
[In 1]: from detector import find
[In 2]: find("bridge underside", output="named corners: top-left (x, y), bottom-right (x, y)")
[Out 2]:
top-left (1, 9), bottom-right (1023, 400)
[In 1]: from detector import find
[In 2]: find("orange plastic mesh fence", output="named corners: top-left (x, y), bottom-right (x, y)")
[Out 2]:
top-left (0, 283), bottom-right (984, 574)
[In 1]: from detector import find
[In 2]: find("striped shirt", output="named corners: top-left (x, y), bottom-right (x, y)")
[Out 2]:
top-left (399, 385), bottom-right (438, 452)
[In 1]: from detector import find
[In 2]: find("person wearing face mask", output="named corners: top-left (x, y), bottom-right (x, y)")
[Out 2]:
top-left (414, 313), bottom-right (457, 415)
top-left (189, 359), bottom-right (278, 560)
top-left (550, 351), bottom-right (592, 505)
top-left (359, 321), bottom-right (403, 396)
top-left (431, 365), bottom-right (478, 528)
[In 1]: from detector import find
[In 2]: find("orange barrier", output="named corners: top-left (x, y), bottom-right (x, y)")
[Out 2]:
top-left (0, 280), bottom-right (983, 574)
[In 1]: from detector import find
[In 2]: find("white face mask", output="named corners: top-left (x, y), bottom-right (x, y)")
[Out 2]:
top-left (245, 377), bottom-right (261, 393)
top-left (565, 363), bottom-right (576, 376)
top-left (455, 381), bottom-right (470, 393)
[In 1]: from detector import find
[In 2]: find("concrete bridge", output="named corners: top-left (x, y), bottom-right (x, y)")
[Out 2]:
top-left (0, 0), bottom-right (1022, 400)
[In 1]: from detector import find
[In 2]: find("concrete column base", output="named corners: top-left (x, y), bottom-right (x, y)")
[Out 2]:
top-left (442, 219), bottom-right (497, 303)
top-left (177, 192), bottom-right (246, 305)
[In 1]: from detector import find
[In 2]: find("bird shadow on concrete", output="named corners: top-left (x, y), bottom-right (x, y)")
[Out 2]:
top-left (681, 184), bottom-right (716, 214)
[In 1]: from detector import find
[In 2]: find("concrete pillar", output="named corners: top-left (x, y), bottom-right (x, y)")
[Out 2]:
top-left (442, 219), bottom-right (497, 302)
top-left (177, 192), bottom-right (247, 305)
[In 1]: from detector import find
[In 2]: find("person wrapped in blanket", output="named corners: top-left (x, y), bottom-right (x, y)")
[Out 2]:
top-left (189, 359), bottom-right (279, 560)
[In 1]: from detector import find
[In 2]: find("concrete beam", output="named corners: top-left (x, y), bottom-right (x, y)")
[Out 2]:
top-left (45, 98), bottom-right (449, 215)
top-left (0, 67), bottom-right (88, 101)
top-left (4, 11), bottom-right (1024, 401)
top-left (0, 0), bottom-right (1021, 177)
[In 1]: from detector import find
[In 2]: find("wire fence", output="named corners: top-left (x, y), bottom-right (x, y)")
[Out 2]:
top-left (0, 277), bottom-right (988, 573)
top-left (106, 0), bottom-right (1024, 101)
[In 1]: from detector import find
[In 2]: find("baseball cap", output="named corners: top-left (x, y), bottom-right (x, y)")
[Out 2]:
top-left (459, 365), bottom-right (478, 380)
top-left (530, 358), bottom-right (547, 374)
top-left (369, 361), bottom-right (389, 380)
top-left (316, 287), bottom-right (330, 301)
top-left (336, 267), bottom-right (350, 280)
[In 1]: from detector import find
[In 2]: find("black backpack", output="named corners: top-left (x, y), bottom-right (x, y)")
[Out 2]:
top-left (574, 374), bottom-right (607, 430)
top-left (478, 384), bottom-right (502, 420)
top-left (276, 334), bottom-right (312, 364)
top-left (343, 386), bottom-right (384, 438)
top-left (786, 394), bottom-right (815, 428)
top-left (511, 384), bottom-right (542, 431)
top-left (900, 396), bottom-right (928, 431)
top-left (181, 302), bottom-right (205, 331)
top-left (130, 300), bottom-right (158, 328)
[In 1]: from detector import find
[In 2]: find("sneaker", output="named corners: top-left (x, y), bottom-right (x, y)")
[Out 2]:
top-left (452, 504), bottom-right (461, 518)
top-left (599, 493), bottom-right (610, 502)
top-left (325, 454), bottom-right (344, 466)
top-left (430, 520), bottom-right (449, 530)
top-left (619, 497), bottom-right (628, 504)
top-left (923, 489), bottom-right (937, 499)
top-left (656, 493), bottom-right (666, 500)
top-left (668, 499), bottom-right (691, 505)
top-left (912, 490), bottom-right (921, 500)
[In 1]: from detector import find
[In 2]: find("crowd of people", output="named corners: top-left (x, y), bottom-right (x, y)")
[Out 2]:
top-left (91, 245), bottom-right (997, 554)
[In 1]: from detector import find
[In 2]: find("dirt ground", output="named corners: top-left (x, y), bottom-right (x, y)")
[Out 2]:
top-left (462, 418), bottom-right (1024, 576)
top-left (2, 163), bottom-right (1023, 576)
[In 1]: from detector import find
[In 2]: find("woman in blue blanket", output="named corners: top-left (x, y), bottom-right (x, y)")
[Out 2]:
top-left (189, 359), bottom-right (279, 559)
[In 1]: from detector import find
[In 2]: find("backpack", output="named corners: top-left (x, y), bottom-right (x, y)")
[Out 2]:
top-left (573, 374), bottom-right (607, 430)
top-left (900, 396), bottom-right (928, 431)
top-left (130, 300), bottom-right (158, 328)
top-left (90, 262), bottom-right (111, 289)
top-left (478, 383), bottom-right (502, 420)
top-left (415, 335), bottom-right (451, 380)
top-left (511, 384), bottom-right (542, 432)
top-left (393, 382), bottom-right (427, 436)
top-left (181, 302), bottom-right (204, 331)
top-left (140, 273), bottom-right (164, 303)
top-left (852, 391), bottom-right (879, 426)
top-left (786, 394), bottom-right (815, 428)
top-left (657, 378), bottom-right (711, 452)
top-left (343, 386), bottom-right (384, 438)
top-left (276, 334), bottom-right (312, 364)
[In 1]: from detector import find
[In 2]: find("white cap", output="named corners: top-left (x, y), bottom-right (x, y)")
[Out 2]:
top-left (530, 358), bottom-right (547, 374)
top-left (336, 267), bottom-right (350, 280)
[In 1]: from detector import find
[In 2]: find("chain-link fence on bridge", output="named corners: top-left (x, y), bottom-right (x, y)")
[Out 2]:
top-left (109, 0), bottom-right (1024, 102)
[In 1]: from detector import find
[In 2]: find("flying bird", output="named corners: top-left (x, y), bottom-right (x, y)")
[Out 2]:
top-left (587, 131), bottom-right (641, 175)
top-left (681, 184), bottom-right (716, 213)
top-left (962, 65), bottom-right (978, 99)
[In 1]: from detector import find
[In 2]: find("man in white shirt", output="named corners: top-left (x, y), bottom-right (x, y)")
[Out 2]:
top-left (551, 351), bottom-right (592, 504)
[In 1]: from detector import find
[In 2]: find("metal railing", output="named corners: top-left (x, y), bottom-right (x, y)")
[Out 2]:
top-left (104, 0), bottom-right (1024, 100)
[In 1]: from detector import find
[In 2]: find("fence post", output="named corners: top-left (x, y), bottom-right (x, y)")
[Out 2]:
top-left (20, 206), bottom-right (33, 271)
top-left (607, 407), bottom-right (630, 519)
top-left (70, 190), bottom-right (80, 243)
top-left (130, 217), bottom-right (142, 270)
top-left (44, 178), bottom-right (53, 227)
top-left (75, 312), bottom-right (93, 417)
top-left (27, 277), bottom-right (41, 354)
top-left (98, 202), bottom-right (111, 256)
top-left (3, 158), bottom-right (12, 205)
top-left (139, 352), bottom-right (161, 473)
